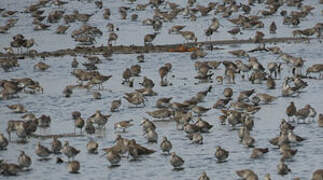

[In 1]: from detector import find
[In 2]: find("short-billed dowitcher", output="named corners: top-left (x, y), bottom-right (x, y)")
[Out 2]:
top-left (250, 148), bottom-right (269, 158)
top-left (0, 133), bottom-right (8, 150)
top-left (51, 136), bottom-right (62, 154)
top-left (35, 142), bottom-right (52, 160)
top-left (114, 119), bottom-right (134, 132)
top-left (198, 171), bottom-right (210, 180)
top-left (160, 136), bottom-right (172, 154)
top-left (170, 152), bottom-right (184, 169)
top-left (215, 146), bottom-right (229, 162)
top-left (18, 151), bottom-right (32, 169)
top-left (68, 160), bottom-right (80, 173)
top-left (62, 141), bottom-right (80, 161)
top-left (87, 139), bottom-right (98, 154)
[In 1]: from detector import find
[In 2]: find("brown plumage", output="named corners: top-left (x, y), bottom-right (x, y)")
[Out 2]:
top-left (250, 148), bottom-right (269, 158)
top-left (286, 102), bottom-right (296, 121)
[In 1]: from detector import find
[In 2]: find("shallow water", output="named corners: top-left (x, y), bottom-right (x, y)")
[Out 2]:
top-left (1, 0), bottom-right (323, 180)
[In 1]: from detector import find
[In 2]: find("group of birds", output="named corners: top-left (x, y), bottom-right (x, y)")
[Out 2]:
top-left (1, 0), bottom-right (323, 179)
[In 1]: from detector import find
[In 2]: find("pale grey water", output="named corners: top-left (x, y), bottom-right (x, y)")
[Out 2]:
top-left (0, 0), bottom-right (323, 180)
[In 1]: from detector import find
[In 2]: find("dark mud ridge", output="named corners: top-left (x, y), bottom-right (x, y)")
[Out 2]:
top-left (0, 37), bottom-right (318, 58)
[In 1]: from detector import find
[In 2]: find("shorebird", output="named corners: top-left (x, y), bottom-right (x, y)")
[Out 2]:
top-left (266, 76), bottom-right (275, 89)
top-left (74, 117), bottom-right (84, 134)
top-left (68, 160), bottom-right (80, 173)
top-left (312, 169), bottom-right (323, 180)
top-left (238, 126), bottom-right (250, 142)
top-left (92, 92), bottom-right (101, 99)
top-left (55, 25), bottom-right (69, 34)
top-left (195, 118), bottom-right (213, 132)
top-left (170, 152), bottom-right (184, 169)
top-left (107, 150), bottom-right (121, 166)
top-left (295, 104), bottom-right (311, 123)
top-left (51, 136), bottom-right (62, 154)
top-left (87, 139), bottom-right (98, 154)
top-left (88, 110), bottom-right (111, 129)
top-left (198, 171), bottom-right (210, 180)
top-left (140, 118), bottom-right (156, 133)
top-left (306, 64), bottom-right (323, 79)
top-left (110, 99), bottom-right (121, 112)
top-left (18, 151), bottom-right (32, 169)
top-left (183, 122), bottom-right (200, 134)
top-left (160, 136), bottom-right (172, 154)
top-left (286, 102), bottom-right (297, 122)
top-left (227, 27), bottom-right (241, 39)
top-left (281, 148), bottom-right (297, 161)
top-left (144, 33), bottom-right (158, 45)
top-left (108, 32), bottom-right (118, 45)
top-left (215, 146), bottom-right (229, 162)
top-left (242, 134), bottom-right (255, 147)
top-left (187, 133), bottom-right (203, 144)
top-left (255, 93), bottom-right (277, 104)
top-left (277, 160), bottom-right (291, 175)
top-left (0, 133), bottom-right (8, 150)
top-left (168, 25), bottom-right (185, 34)
top-left (213, 98), bottom-right (231, 110)
top-left (179, 31), bottom-right (197, 43)
top-left (287, 130), bottom-right (305, 143)
top-left (0, 162), bottom-right (21, 176)
top-left (223, 88), bottom-right (233, 98)
top-left (126, 139), bottom-right (155, 160)
top-left (250, 148), bottom-right (269, 158)
top-left (71, 58), bottom-right (79, 68)
top-left (35, 142), bottom-right (52, 160)
top-left (123, 92), bottom-right (145, 107)
top-left (145, 127), bottom-right (158, 143)
top-left (192, 106), bottom-right (211, 116)
top-left (85, 121), bottom-right (96, 135)
top-left (7, 104), bottom-right (27, 113)
top-left (236, 169), bottom-right (258, 180)
top-left (146, 109), bottom-right (173, 120)
top-left (156, 97), bottom-right (172, 109)
top-left (114, 119), bottom-right (134, 132)
top-left (270, 21), bottom-right (277, 34)
top-left (62, 141), bottom-right (80, 161)
top-left (318, 114), bottom-right (323, 127)
top-left (34, 62), bottom-right (50, 71)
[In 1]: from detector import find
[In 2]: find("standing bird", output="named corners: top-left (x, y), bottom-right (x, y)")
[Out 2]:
top-left (51, 136), bottom-right (62, 154)
top-left (270, 21), bottom-right (277, 34)
top-left (144, 33), bottom-right (158, 45)
top-left (286, 102), bottom-right (297, 122)
top-left (114, 119), bottom-right (134, 132)
top-left (318, 114), bottom-right (323, 127)
top-left (199, 171), bottom-right (210, 180)
top-left (277, 160), bottom-right (291, 175)
top-left (0, 133), bottom-right (9, 150)
top-left (160, 136), bottom-right (172, 154)
top-left (62, 141), bottom-right (80, 161)
top-left (110, 99), bottom-right (121, 112)
top-left (7, 104), bottom-right (27, 113)
top-left (170, 152), bottom-right (184, 169)
top-left (35, 142), bottom-right (52, 160)
top-left (71, 58), bottom-right (79, 68)
top-left (107, 150), bottom-right (121, 166)
top-left (87, 139), bottom-right (99, 154)
top-left (74, 117), bottom-right (84, 134)
top-left (18, 151), bottom-right (32, 169)
top-left (68, 160), bottom-right (80, 173)
top-left (179, 31), bottom-right (197, 43)
top-left (108, 32), bottom-right (118, 45)
top-left (215, 146), bottom-right (229, 162)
